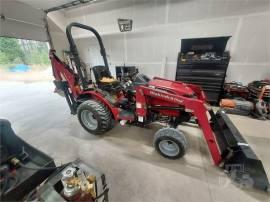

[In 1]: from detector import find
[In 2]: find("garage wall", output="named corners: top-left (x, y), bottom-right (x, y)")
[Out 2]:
top-left (47, 11), bottom-right (69, 60)
top-left (0, 0), bottom-right (47, 41)
top-left (61, 0), bottom-right (270, 84)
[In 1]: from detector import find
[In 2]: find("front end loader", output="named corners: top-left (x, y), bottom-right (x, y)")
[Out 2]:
top-left (48, 22), bottom-right (269, 192)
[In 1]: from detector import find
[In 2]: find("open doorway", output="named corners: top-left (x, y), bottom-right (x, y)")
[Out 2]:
top-left (0, 37), bottom-right (52, 82)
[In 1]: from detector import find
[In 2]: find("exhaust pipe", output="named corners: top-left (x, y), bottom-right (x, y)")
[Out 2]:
top-left (210, 110), bottom-right (269, 191)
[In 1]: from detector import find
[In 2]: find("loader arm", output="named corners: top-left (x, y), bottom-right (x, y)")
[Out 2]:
top-left (136, 85), bottom-right (222, 165)
top-left (136, 85), bottom-right (270, 191)
top-left (153, 76), bottom-right (207, 102)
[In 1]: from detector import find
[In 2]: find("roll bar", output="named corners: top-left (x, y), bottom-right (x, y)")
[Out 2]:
top-left (66, 22), bottom-right (109, 89)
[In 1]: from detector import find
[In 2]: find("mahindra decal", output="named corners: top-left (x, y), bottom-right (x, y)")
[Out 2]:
top-left (149, 91), bottom-right (183, 104)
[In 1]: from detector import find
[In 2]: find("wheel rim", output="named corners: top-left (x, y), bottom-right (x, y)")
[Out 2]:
top-left (159, 140), bottom-right (180, 157)
top-left (81, 110), bottom-right (98, 130)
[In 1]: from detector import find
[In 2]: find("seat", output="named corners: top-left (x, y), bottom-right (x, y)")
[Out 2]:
top-left (92, 65), bottom-right (120, 91)
top-left (92, 65), bottom-right (112, 81)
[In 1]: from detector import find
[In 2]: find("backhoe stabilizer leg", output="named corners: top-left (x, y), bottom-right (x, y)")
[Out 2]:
top-left (54, 80), bottom-right (77, 115)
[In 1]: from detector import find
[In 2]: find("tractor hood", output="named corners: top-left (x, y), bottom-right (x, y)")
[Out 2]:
top-left (148, 77), bottom-right (195, 97)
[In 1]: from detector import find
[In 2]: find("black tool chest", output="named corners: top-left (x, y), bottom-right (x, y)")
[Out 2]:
top-left (176, 36), bottom-right (231, 105)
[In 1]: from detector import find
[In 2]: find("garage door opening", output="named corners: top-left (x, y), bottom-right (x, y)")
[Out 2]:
top-left (0, 37), bottom-right (52, 82)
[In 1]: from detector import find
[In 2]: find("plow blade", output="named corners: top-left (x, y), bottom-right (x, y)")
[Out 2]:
top-left (210, 110), bottom-right (269, 191)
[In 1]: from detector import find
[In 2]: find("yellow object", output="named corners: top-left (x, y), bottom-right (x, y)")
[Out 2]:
top-left (100, 77), bottom-right (117, 83)
top-left (10, 158), bottom-right (20, 166)
top-left (87, 175), bottom-right (96, 183)
top-left (65, 175), bottom-right (96, 198)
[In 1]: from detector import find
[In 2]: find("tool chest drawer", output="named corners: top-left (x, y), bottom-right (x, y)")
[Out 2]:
top-left (176, 69), bottom-right (226, 77)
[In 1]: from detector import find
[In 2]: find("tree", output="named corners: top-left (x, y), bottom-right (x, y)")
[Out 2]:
top-left (0, 37), bottom-right (50, 66)
top-left (0, 37), bottom-right (26, 64)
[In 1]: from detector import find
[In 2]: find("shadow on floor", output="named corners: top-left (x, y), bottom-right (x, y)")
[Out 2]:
top-left (100, 123), bottom-right (209, 181)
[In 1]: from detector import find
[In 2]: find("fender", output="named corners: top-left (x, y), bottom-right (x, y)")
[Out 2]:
top-left (80, 91), bottom-right (120, 120)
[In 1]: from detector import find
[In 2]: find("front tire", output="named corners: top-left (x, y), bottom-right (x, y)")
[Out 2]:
top-left (154, 128), bottom-right (188, 159)
top-left (77, 100), bottom-right (112, 135)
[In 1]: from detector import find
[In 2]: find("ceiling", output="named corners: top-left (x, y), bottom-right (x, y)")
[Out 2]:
top-left (17, 0), bottom-right (75, 10)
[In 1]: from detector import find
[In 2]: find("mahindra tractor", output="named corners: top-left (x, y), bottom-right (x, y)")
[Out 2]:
top-left (48, 22), bottom-right (269, 191)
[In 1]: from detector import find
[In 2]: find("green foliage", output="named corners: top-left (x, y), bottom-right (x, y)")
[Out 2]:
top-left (0, 37), bottom-right (50, 67)
top-left (0, 52), bottom-right (9, 64)
top-left (24, 41), bottom-right (50, 65)
top-left (0, 37), bottom-right (25, 64)
top-left (26, 49), bottom-right (50, 65)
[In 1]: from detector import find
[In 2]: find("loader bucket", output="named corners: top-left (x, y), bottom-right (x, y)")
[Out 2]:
top-left (210, 110), bottom-right (269, 191)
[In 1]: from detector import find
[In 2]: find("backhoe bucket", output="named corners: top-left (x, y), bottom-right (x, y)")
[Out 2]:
top-left (210, 110), bottom-right (269, 191)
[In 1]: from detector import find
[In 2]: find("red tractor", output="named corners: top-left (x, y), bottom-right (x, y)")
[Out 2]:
top-left (49, 22), bottom-right (269, 191)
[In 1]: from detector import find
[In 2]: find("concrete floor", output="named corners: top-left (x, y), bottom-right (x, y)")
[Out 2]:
top-left (0, 81), bottom-right (270, 202)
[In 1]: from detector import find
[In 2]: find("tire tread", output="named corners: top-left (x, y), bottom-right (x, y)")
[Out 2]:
top-left (153, 128), bottom-right (188, 159)
top-left (78, 100), bottom-right (112, 135)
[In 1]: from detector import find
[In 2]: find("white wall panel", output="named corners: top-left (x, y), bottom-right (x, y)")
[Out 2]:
top-left (58, 0), bottom-right (270, 84)
top-left (136, 63), bottom-right (163, 78)
top-left (168, 0), bottom-right (211, 23)
top-left (232, 13), bottom-right (270, 63)
top-left (76, 38), bottom-right (100, 66)
top-left (225, 0), bottom-right (270, 16)
top-left (47, 11), bottom-right (67, 32)
top-left (49, 30), bottom-right (69, 60)
top-left (131, 0), bottom-right (166, 27)
top-left (227, 64), bottom-right (270, 84)
top-left (163, 63), bottom-right (177, 80)
top-left (105, 34), bottom-right (125, 62)
top-left (126, 32), bottom-right (166, 63)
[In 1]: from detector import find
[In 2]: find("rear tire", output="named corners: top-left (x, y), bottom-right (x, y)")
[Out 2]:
top-left (154, 128), bottom-right (188, 159)
top-left (77, 100), bottom-right (112, 135)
